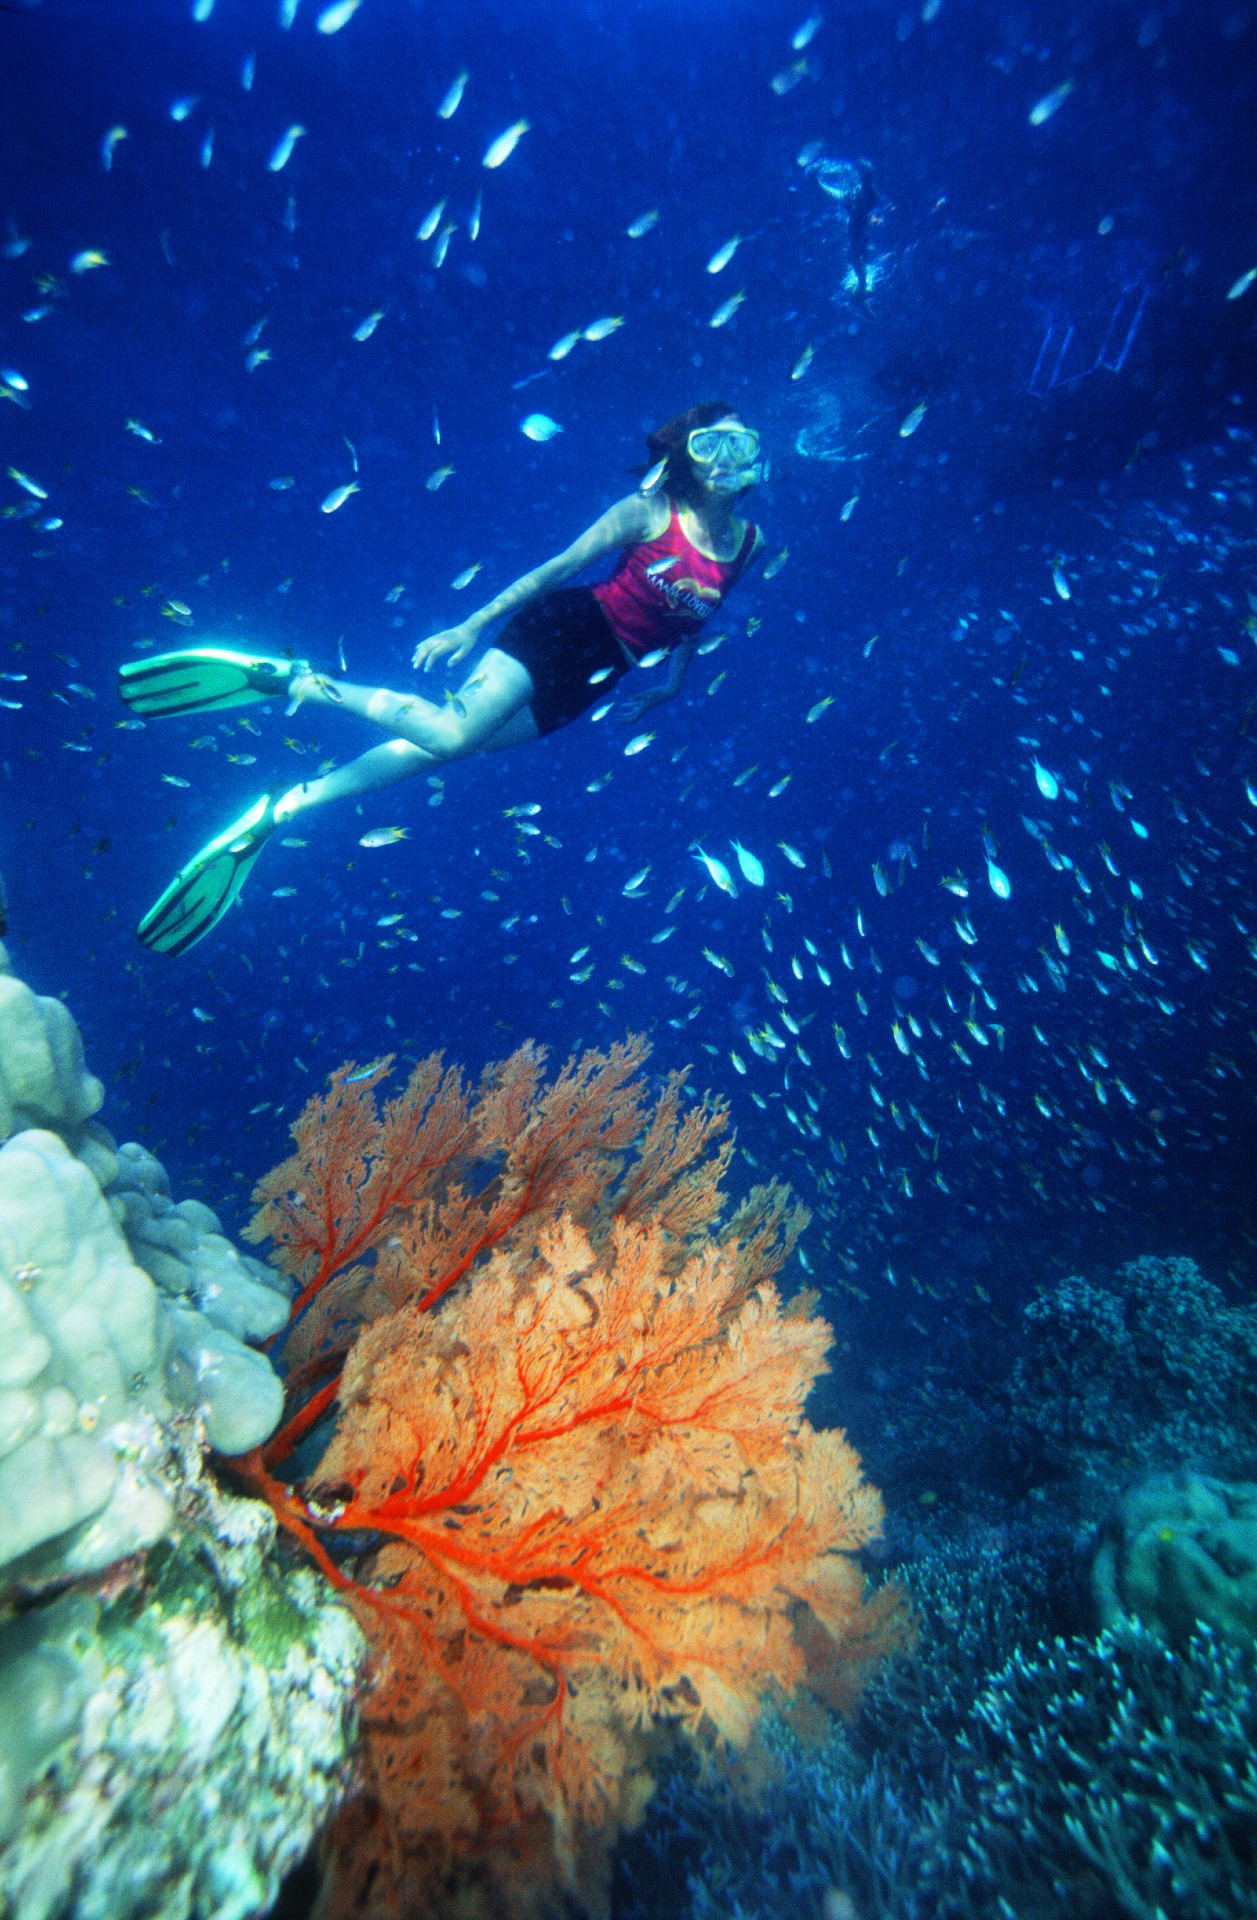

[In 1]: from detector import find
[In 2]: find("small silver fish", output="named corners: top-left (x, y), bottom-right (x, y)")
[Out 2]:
top-left (706, 235), bottom-right (741, 274)
top-left (416, 198), bottom-right (447, 242)
top-left (437, 70), bottom-right (469, 120)
top-left (268, 124), bottom-right (306, 172)
top-left (1029, 78), bottom-right (1074, 127)
top-left (316, 0), bottom-right (362, 33)
top-left (321, 481), bottom-right (359, 514)
top-left (483, 120), bottom-right (529, 170)
top-left (520, 412), bottom-right (562, 441)
top-left (709, 289), bottom-right (746, 329)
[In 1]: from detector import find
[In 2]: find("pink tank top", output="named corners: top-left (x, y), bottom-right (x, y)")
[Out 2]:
top-left (593, 504), bottom-right (758, 657)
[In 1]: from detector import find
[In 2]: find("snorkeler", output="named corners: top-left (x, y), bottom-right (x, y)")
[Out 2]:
top-left (121, 404), bottom-right (766, 954)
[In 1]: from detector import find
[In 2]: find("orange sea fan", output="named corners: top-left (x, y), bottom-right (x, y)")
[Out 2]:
top-left (235, 1040), bottom-right (897, 1919)
top-left (245, 1037), bottom-right (768, 1465)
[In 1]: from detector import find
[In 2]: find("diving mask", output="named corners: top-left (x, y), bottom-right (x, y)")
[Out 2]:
top-left (686, 423), bottom-right (766, 491)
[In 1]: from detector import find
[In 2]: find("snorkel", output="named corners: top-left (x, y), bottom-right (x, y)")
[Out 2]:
top-left (704, 452), bottom-right (768, 494)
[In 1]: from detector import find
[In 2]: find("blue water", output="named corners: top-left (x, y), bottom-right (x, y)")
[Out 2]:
top-left (3, 4), bottom-right (1255, 1349)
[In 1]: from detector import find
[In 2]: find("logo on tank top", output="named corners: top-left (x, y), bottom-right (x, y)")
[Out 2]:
top-left (656, 575), bottom-right (721, 620)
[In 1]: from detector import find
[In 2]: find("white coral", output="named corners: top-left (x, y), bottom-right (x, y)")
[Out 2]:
top-left (0, 964), bottom-right (103, 1141)
top-left (0, 944), bottom-right (289, 1585)
top-left (0, 1132), bottom-right (175, 1581)
top-left (0, 1124), bottom-right (286, 1582)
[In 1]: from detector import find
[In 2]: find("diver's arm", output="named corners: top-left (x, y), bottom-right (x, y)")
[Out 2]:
top-left (619, 639), bottom-right (696, 722)
top-left (657, 638), bottom-right (696, 699)
top-left (413, 493), bottom-right (662, 671)
top-left (473, 494), bottom-right (659, 626)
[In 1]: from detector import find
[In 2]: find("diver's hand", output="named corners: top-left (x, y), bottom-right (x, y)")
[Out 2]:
top-left (412, 623), bottom-right (478, 672)
top-left (618, 687), bottom-right (669, 724)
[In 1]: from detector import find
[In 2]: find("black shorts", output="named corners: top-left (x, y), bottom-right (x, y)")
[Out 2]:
top-left (497, 587), bottom-right (630, 736)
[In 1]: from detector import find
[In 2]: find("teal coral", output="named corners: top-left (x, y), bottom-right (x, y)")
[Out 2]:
top-left (616, 1538), bottom-right (1257, 1920)
top-left (100, 1140), bottom-right (292, 1348)
top-left (1093, 1467), bottom-right (1257, 1645)
top-left (0, 1592), bottom-right (103, 1848)
top-left (0, 1124), bottom-right (286, 1582)
top-left (1008, 1253), bottom-right (1257, 1505)
top-left (0, 1129), bottom-right (180, 1581)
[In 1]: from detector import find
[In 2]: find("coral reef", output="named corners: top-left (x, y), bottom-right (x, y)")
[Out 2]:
top-left (1009, 1254), bottom-right (1257, 1505)
top-left (0, 943), bottom-right (366, 1919)
top-left (102, 1138), bottom-right (293, 1351)
top-left (0, 1432), bottom-right (365, 1917)
top-left (847, 1252), bottom-right (1257, 1537)
top-left (932, 1618), bottom-right (1257, 1919)
top-left (0, 1129), bottom-right (184, 1583)
top-left (1093, 1467), bottom-right (1257, 1645)
top-left (615, 1534), bottom-right (1257, 1920)
top-left (852, 1526), bottom-right (1078, 1777)
top-left (614, 1238), bottom-right (1257, 1920)
top-left (240, 1041), bottom-right (903, 1918)
top-left (0, 956), bottom-right (103, 1142)
top-left (614, 1526), bottom-right (1072, 1920)
top-left (0, 942), bottom-right (291, 1586)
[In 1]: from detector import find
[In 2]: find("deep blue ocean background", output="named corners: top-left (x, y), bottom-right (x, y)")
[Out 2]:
top-left (3, 1), bottom-right (1257, 1913)
top-left (5, 0), bottom-right (1254, 1312)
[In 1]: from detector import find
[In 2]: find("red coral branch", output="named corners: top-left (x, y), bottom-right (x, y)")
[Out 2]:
top-left (247, 1055), bottom-right (476, 1320)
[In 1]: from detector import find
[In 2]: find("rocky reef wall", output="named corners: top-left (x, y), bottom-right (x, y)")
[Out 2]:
top-left (0, 940), bottom-right (365, 1920)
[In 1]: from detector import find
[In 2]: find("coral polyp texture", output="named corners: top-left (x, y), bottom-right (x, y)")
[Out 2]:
top-left (0, 1443), bottom-right (364, 1917)
top-left (239, 1038), bottom-right (903, 1918)
top-left (0, 1129), bottom-right (183, 1582)
top-left (0, 943), bottom-right (290, 1586)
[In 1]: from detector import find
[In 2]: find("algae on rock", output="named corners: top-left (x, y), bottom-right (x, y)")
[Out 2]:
top-left (0, 1438), bottom-right (365, 1918)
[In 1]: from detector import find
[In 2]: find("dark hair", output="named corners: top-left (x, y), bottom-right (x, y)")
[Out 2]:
top-left (646, 400), bottom-right (740, 507)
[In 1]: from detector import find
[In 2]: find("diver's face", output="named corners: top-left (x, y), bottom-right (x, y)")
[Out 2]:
top-left (694, 417), bottom-right (761, 497)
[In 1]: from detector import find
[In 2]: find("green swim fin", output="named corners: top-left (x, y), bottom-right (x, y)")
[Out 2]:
top-left (137, 794), bottom-right (277, 956)
top-left (118, 648), bottom-right (299, 719)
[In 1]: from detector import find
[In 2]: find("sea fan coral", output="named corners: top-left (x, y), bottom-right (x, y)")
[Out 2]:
top-left (237, 1039), bottom-right (898, 1918)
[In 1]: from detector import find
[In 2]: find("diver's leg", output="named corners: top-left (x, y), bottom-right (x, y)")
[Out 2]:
top-left (442, 650), bottom-right (540, 751)
top-left (292, 674), bottom-right (450, 745)
top-left (275, 660), bottom-right (540, 819)
top-left (137, 660), bottom-right (540, 952)
top-left (292, 649), bottom-right (539, 758)
top-left (136, 745), bottom-right (430, 952)
top-left (275, 739), bottom-right (434, 820)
